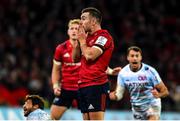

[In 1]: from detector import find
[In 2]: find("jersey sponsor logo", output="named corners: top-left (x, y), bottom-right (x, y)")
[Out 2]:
top-left (64, 62), bottom-right (81, 66)
top-left (126, 82), bottom-right (150, 88)
top-left (95, 36), bottom-right (107, 46)
top-left (53, 97), bottom-right (60, 103)
top-left (138, 75), bottom-right (147, 81)
top-left (88, 104), bottom-right (95, 109)
top-left (63, 53), bottom-right (70, 57)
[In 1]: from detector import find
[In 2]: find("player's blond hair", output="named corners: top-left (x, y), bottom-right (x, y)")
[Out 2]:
top-left (68, 19), bottom-right (80, 28)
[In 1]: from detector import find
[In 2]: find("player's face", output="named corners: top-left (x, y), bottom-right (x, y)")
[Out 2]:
top-left (68, 23), bottom-right (79, 40)
top-left (23, 99), bottom-right (35, 117)
top-left (127, 50), bottom-right (142, 71)
top-left (80, 12), bottom-right (93, 33)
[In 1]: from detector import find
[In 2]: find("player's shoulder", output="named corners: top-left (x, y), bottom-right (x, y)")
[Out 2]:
top-left (31, 109), bottom-right (50, 120)
top-left (120, 64), bottom-right (130, 73)
top-left (56, 41), bottom-right (68, 50)
top-left (142, 63), bottom-right (157, 72)
top-left (98, 29), bottom-right (112, 39)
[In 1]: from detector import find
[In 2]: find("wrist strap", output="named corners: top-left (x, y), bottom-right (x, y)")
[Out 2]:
top-left (53, 83), bottom-right (59, 89)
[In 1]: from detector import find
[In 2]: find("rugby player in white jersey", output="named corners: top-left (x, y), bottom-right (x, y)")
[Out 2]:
top-left (109, 46), bottom-right (169, 120)
top-left (23, 95), bottom-right (50, 120)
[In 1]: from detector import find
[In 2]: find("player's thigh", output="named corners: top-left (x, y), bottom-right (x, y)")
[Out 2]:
top-left (82, 111), bottom-right (105, 120)
top-left (147, 105), bottom-right (161, 120)
top-left (50, 104), bottom-right (67, 120)
top-left (82, 113), bottom-right (90, 120)
top-left (148, 115), bottom-right (159, 120)
top-left (89, 111), bottom-right (104, 120)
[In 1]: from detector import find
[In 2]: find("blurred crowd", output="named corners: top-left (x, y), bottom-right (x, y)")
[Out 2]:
top-left (0, 0), bottom-right (179, 111)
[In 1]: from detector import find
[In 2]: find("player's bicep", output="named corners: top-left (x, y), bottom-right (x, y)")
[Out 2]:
top-left (52, 60), bottom-right (62, 82)
top-left (90, 46), bottom-right (103, 59)
top-left (89, 36), bottom-right (108, 60)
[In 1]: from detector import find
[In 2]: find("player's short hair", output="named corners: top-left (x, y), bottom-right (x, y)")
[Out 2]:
top-left (81, 7), bottom-right (102, 24)
top-left (127, 46), bottom-right (142, 55)
top-left (25, 95), bottom-right (45, 109)
top-left (68, 19), bottom-right (80, 28)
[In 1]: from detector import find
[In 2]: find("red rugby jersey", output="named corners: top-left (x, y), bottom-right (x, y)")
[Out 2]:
top-left (78, 29), bottom-right (114, 88)
top-left (54, 40), bottom-right (80, 90)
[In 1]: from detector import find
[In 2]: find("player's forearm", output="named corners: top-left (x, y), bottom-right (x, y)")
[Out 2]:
top-left (52, 74), bottom-right (61, 86)
top-left (80, 41), bottom-right (103, 61)
top-left (80, 43), bottom-right (96, 61)
top-left (72, 42), bottom-right (81, 62)
top-left (115, 85), bottom-right (125, 100)
top-left (52, 72), bottom-right (61, 88)
top-left (51, 64), bottom-right (62, 88)
top-left (158, 87), bottom-right (169, 98)
top-left (154, 82), bottom-right (169, 98)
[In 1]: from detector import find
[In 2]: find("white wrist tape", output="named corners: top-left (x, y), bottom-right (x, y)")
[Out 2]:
top-left (106, 67), bottom-right (113, 75)
top-left (115, 85), bottom-right (125, 101)
top-left (53, 83), bottom-right (60, 89)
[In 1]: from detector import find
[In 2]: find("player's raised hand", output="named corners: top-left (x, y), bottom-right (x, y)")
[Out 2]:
top-left (111, 67), bottom-right (122, 75)
top-left (78, 24), bottom-right (87, 45)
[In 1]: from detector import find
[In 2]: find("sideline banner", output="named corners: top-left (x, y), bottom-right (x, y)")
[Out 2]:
top-left (0, 106), bottom-right (179, 120)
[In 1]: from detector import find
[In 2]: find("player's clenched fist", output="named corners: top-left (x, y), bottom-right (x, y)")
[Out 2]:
top-left (109, 91), bottom-right (117, 100)
top-left (151, 88), bottom-right (159, 98)
top-left (53, 87), bottom-right (61, 96)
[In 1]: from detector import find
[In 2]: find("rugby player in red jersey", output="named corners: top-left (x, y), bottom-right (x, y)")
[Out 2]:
top-left (73, 7), bottom-right (115, 120)
top-left (50, 18), bottom-right (120, 120)
top-left (50, 19), bottom-right (81, 120)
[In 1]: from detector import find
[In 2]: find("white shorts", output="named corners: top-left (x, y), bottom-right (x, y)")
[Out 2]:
top-left (132, 101), bottom-right (161, 120)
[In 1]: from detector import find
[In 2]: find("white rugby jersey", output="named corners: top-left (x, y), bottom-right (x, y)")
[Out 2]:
top-left (26, 109), bottom-right (50, 120)
top-left (117, 63), bottom-right (161, 108)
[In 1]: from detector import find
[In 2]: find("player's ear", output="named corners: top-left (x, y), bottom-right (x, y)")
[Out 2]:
top-left (127, 55), bottom-right (130, 61)
top-left (33, 104), bottom-right (39, 109)
top-left (67, 28), bottom-right (70, 36)
top-left (91, 17), bottom-right (97, 26)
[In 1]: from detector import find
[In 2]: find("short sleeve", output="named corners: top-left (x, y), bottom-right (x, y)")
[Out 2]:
top-left (150, 68), bottom-right (162, 86)
top-left (117, 72), bottom-right (125, 87)
top-left (54, 45), bottom-right (62, 62)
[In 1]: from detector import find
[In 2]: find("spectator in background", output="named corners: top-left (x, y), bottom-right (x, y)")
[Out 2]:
top-left (169, 81), bottom-right (180, 111)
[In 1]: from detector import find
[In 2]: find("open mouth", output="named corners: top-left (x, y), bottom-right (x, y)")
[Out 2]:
top-left (132, 62), bottom-right (138, 64)
top-left (23, 108), bottom-right (28, 114)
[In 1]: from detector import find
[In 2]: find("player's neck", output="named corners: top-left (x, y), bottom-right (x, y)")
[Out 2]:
top-left (70, 39), bottom-right (77, 44)
top-left (89, 25), bottom-right (101, 35)
top-left (130, 64), bottom-right (142, 72)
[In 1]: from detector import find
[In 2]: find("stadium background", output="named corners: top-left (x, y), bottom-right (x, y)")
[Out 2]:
top-left (0, 0), bottom-right (179, 120)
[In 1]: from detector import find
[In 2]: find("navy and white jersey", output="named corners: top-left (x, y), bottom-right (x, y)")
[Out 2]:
top-left (117, 63), bottom-right (161, 107)
top-left (26, 109), bottom-right (50, 120)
